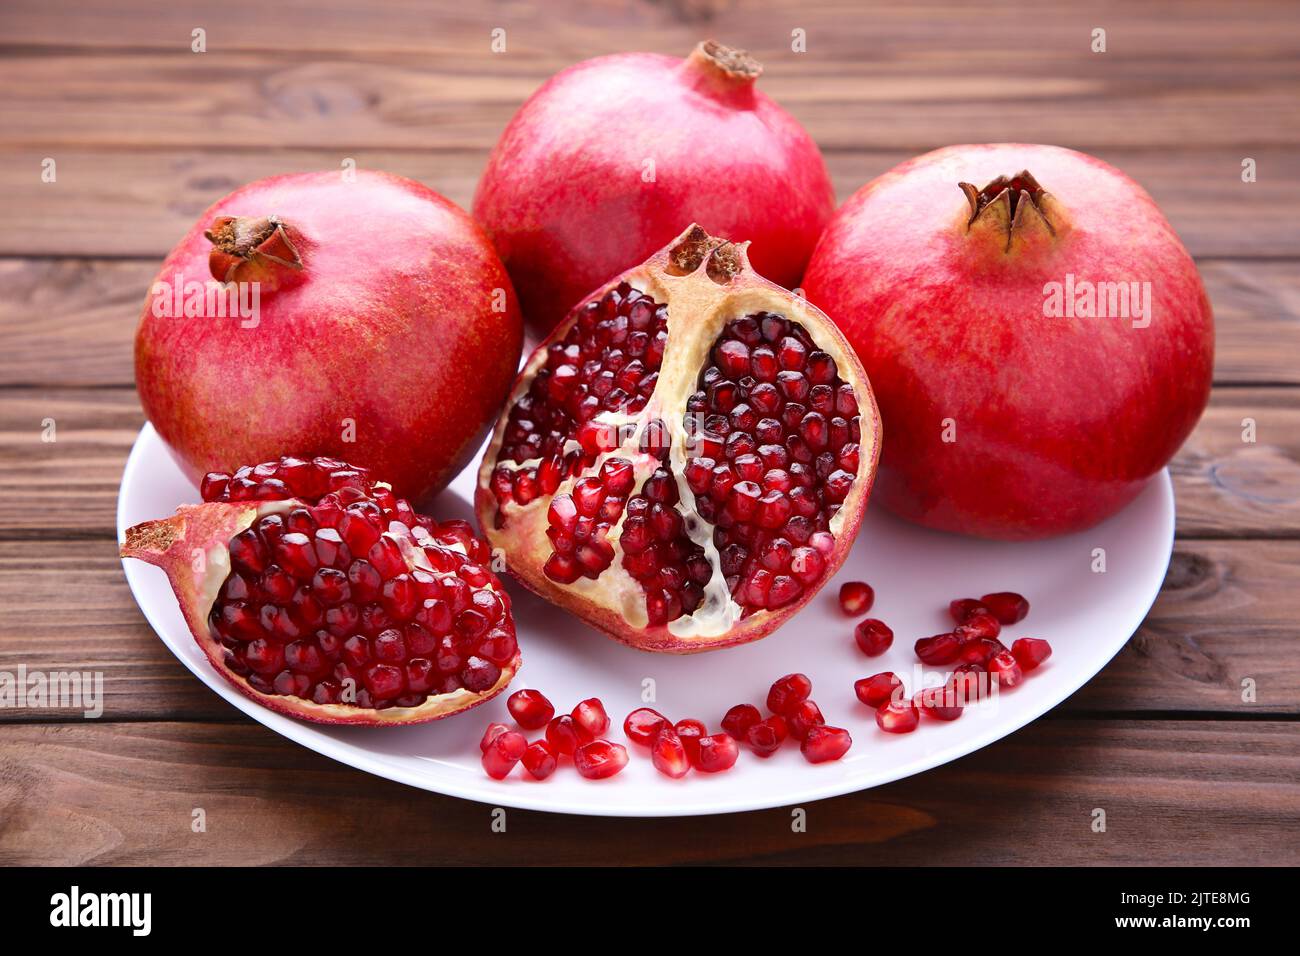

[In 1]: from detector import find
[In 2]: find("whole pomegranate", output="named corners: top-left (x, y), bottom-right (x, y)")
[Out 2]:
top-left (475, 224), bottom-right (880, 653)
top-left (136, 170), bottom-right (523, 503)
top-left (473, 41), bottom-right (835, 333)
top-left (803, 144), bottom-right (1214, 539)
top-left (122, 456), bottom-right (520, 724)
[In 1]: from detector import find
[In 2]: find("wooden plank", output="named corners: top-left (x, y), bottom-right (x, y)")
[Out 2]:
top-left (0, 387), bottom-right (1295, 540)
top-left (0, 535), bottom-right (1294, 723)
top-left (2, 148), bottom-right (1294, 260)
top-left (4, 258), bottom-right (1297, 389)
top-left (0, 719), bottom-right (1293, 865)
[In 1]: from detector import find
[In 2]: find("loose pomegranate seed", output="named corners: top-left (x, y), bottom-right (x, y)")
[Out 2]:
top-left (838, 580), bottom-right (874, 615)
top-left (521, 740), bottom-right (558, 780)
top-left (673, 718), bottom-right (706, 763)
top-left (721, 703), bottom-right (762, 740)
top-left (651, 728), bottom-right (691, 778)
top-left (506, 689), bottom-right (555, 730)
top-left (949, 663), bottom-right (987, 703)
top-left (988, 650), bottom-right (1025, 688)
top-left (479, 722), bottom-right (509, 752)
top-left (915, 633), bottom-right (961, 665)
top-left (854, 672), bottom-right (903, 708)
top-left (801, 725), bottom-right (852, 763)
top-left (956, 637), bottom-right (1005, 666)
top-left (623, 707), bottom-right (669, 746)
top-left (914, 686), bottom-right (963, 721)
top-left (694, 733), bottom-right (740, 773)
top-left (854, 618), bottom-right (894, 657)
top-left (546, 714), bottom-right (581, 755)
top-left (948, 598), bottom-right (988, 624)
top-left (481, 730), bottom-right (527, 779)
top-left (766, 673), bottom-right (812, 716)
top-left (876, 699), bottom-right (920, 734)
top-left (1011, 637), bottom-right (1053, 671)
top-left (571, 697), bottom-right (610, 740)
top-left (981, 591), bottom-right (1030, 625)
top-left (744, 715), bottom-right (788, 757)
top-left (573, 739), bottom-right (629, 780)
top-left (954, 610), bottom-right (1001, 641)
top-left (787, 699), bottom-right (825, 740)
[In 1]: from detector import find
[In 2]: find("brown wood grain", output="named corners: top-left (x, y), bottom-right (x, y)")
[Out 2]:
top-left (0, 718), bottom-right (1294, 865)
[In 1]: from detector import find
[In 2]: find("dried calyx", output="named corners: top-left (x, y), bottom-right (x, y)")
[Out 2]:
top-left (205, 215), bottom-right (303, 285)
top-left (959, 171), bottom-right (1063, 253)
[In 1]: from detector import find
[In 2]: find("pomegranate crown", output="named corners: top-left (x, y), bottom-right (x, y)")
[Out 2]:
top-left (204, 214), bottom-right (304, 285)
top-left (958, 170), bottom-right (1065, 253)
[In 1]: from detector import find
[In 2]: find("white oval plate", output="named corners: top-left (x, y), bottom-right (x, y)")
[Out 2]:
top-left (118, 424), bottom-right (1172, 816)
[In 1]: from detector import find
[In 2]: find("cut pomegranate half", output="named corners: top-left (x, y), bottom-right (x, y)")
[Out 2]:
top-left (121, 456), bottom-right (520, 725)
top-left (475, 224), bottom-right (880, 652)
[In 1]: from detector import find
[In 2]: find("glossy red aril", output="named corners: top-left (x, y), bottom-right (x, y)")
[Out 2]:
top-left (721, 704), bottom-right (762, 740)
top-left (694, 733), bottom-right (740, 773)
top-left (652, 729), bottom-right (691, 779)
top-left (838, 581), bottom-right (874, 615)
top-left (855, 672), bottom-right (903, 708)
top-left (787, 699), bottom-right (825, 740)
top-left (983, 591), bottom-right (1031, 625)
top-left (121, 457), bottom-right (520, 725)
top-left (480, 722), bottom-right (509, 752)
top-left (949, 598), bottom-right (989, 624)
top-left (623, 707), bottom-right (670, 746)
top-left (674, 718), bottom-right (707, 764)
top-left (507, 689), bottom-right (555, 730)
top-left (988, 650), bottom-right (1025, 688)
top-left (957, 637), bottom-right (1006, 666)
top-left (915, 633), bottom-right (962, 666)
top-left (521, 740), bottom-right (558, 780)
top-left (574, 740), bottom-right (629, 779)
top-left (474, 41), bottom-right (834, 335)
top-left (571, 698), bottom-right (611, 740)
top-left (476, 225), bottom-right (879, 653)
top-left (914, 686), bottom-right (963, 721)
top-left (801, 725), bottom-right (852, 763)
top-left (954, 611), bottom-right (1001, 641)
top-left (950, 663), bottom-right (987, 702)
top-left (482, 730), bottom-right (527, 779)
top-left (854, 618), bottom-right (894, 657)
top-left (876, 699), bottom-right (920, 734)
top-left (136, 172), bottom-right (522, 502)
top-left (766, 673), bottom-right (813, 716)
top-left (546, 714), bottom-right (582, 755)
top-left (805, 144), bottom-right (1214, 539)
top-left (745, 715), bottom-right (789, 757)
top-left (1012, 637), bottom-right (1053, 671)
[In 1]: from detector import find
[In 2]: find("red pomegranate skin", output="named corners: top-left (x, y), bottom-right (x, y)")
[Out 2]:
top-left (136, 170), bottom-right (523, 503)
top-left (473, 43), bottom-right (835, 333)
top-left (803, 144), bottom-right (1214, 539)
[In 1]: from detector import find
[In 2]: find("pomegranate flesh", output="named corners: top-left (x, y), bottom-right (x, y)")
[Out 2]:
top-left (801, 725), bottom-right (852, 763)
top-left (476, 225), bottom-right (879, 652)
top-left (805, 144), bottom-right (1214, 539)
top-left (121, 456), bottom-right (520, 725)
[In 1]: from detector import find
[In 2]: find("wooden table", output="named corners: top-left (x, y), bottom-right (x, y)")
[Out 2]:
top-left (1, 0), bottom-right (1296, 866)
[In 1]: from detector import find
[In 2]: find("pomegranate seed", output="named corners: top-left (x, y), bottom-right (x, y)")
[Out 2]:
top-left (744, 715), bottom-right (788, 757)
top-left (988, 650), bottom-right (1025, 688)
top-left (571, 697), bottom-right (610, 740)
top-left (479, 722), bottom-right (509, 752)
top-left (915, 633), bottom-right (961, 665)
top-left (956, 637), bottom-right (1005, 666)
top-left (766, 673), bottom-right (812, 716)
top-left (854, 672), bottom-right (903, 708)
top-left (521, 740), bottom-right (558, 780)
top-left (854, 618), bottom-right (894, 657)
top-left (481, 730), bottom-right (527, 779)
top-left (787, 698), bottom-right (825, 740)
top-left (546, 714), bottom-right (581, 755)
top-left (914, 686), bottom-right (963, 721)
top-left (955, 610), bottom-right (1001, 641)
top-left (694, 733), bottom-right (740, 773)
top-left (838, 580), bottom-right (874, 615)
top-left (1011, 637), bottom-right (1053, 671)
top-left (949, 663), bottom-right (987, 703)
top-left (673, 718), bottom-right (706, 763)
top-left (981, 591), bottom-right (1030, 625)
top-left (573, 739), bottom-right (629, 779)
top-left (720, 703), bottom-right (762, 740)
top-left (651, 729), bottom-right (691, 778)
top-left (801, 725), bottom-right (852, 763)
top-left (507, 689), bottom-right (555, 730)
top-left (948, 598), bottom-right (988, 624)
top-left (876, 699), bottom-right (920, 734)
top-left (623, 707), bottom-right (669, 746)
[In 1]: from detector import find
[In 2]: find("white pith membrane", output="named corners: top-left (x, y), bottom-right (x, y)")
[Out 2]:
top-left (122, 486), bottom-right (517, 724)
top-left (478, 225), bottom-right (878, 648)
